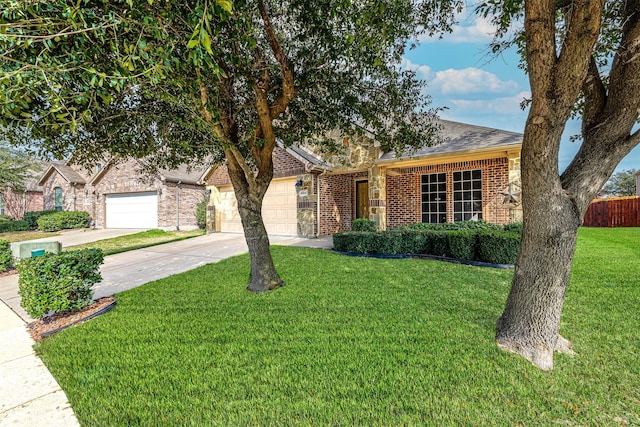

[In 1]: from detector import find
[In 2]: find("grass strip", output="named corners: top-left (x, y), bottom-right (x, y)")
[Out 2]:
top-left (68, 229), bottom-right (205, 255)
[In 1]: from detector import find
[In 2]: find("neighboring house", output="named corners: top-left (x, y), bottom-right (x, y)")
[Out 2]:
top-left (0, 163), bottom-right (45, 219)
top-left (204, 120), bottom-right (523, 237)
top-left (636, 170), bottom-right (640, 196)
top-left (37, 159), bottom-right (209, 230)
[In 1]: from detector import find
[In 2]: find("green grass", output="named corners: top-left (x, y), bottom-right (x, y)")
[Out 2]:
top-left (0, 230), bottom-right (60, 242)
top-left (35, 227), bottom-right (640, 426)
top-left (68, 229), bottom-right (205, 255)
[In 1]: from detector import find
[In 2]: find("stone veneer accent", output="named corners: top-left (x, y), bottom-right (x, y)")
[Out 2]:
top-left (296, 173), bottom-right (317, 238)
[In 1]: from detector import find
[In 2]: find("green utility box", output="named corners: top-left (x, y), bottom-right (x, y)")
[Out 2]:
top-left (10, 241), bottom-right (62, 260)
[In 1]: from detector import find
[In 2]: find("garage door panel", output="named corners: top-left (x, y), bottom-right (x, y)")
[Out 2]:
top-left (219, 178), bottom-right (297, 236)
top-left (106, 193), bottom-right (158, 229)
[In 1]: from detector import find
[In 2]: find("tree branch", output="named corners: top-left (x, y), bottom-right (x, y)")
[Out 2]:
top-left (581, 56), bottom-right (606, 135)
top-left (553, 0), bottom-right (604, 121)
top-left (257, 0), bottom-right (295, 120)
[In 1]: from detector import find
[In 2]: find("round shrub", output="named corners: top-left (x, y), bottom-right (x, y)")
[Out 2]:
top-left (0, 239), bottom-right (13, 272)
top-left (18, 249), bottom-right (104, 319)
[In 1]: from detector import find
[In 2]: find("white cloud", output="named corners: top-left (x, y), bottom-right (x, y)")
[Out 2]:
top-left (430, 68), bottom-right (520, 95)
top-left (450, 91), bottom-right (531, 115)
top-left (418, 12), bottom-right (496, 44)
top-left (401, 58), bottom-right (433, 80)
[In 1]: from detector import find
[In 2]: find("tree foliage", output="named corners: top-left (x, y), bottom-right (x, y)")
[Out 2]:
top-left (0, 143), bottom-right (35, 191)
top-left (1, 0), bottom-right (463, 291)
top-left (601, 169), bottom-right (638, 197)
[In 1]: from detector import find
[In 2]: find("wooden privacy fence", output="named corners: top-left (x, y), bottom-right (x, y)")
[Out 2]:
top-left (582, 196), bottom-right (640, 227)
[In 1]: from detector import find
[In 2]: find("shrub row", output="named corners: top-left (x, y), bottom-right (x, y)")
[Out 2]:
top-left (18, 249), bottom-right (104, 319)
top-left (24, 210), bottom-right (58, 230)
top-left (0, 214), bottom-right (12, 223)
top-left (0, 220), bottom-right (29, 233)
top-left (333, 228), bottom-right (521, 265)
top-left (37, 211), bottom-right (90, 232)
top-left (0, 239), bottom-right (13, 272)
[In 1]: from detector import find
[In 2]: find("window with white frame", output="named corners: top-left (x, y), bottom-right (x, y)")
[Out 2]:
top-left (421, 173), bottom-right (447, 224)
top-left (0, 193), bottom-right (5, 216)
top-left (453, 169), bottom-right (482, 221)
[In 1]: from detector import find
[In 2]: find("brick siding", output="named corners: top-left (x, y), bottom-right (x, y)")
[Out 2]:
top-left (206, 146), bottom-right (306, 186)
top-left (386, 157), bottom-right (512, 228)
top-left (319, 172), bottom-right (367, 234)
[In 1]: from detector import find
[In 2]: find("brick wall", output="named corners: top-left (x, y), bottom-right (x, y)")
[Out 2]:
top-left (159, 182), bottom-right (205, 230)
top-left (386, 174), bottom-right (420, 228)
top-left (206, 146), bottom-right (306, 186)
top-left (1, 189), bottom-right (43, 219)
top-left (386, 157), bottom-right (512, 228)
top-left (319, 172), bottom-right (367, 234)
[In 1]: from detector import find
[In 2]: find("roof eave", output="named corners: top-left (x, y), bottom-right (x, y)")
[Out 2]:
top-left (376, 144), bottom-right (522, 168)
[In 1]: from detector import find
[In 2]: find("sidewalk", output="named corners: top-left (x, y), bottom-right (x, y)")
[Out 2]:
top-left (0, 232), bottom-right (332, 426)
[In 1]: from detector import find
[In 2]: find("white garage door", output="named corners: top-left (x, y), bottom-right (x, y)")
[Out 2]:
top-left (106, 192), bottom-right (158, 229)
top-left (219, 178), bottom-right (298, 236)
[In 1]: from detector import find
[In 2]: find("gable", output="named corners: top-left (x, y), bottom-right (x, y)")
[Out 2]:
top-left (206, 146), bottom-right (308, 186)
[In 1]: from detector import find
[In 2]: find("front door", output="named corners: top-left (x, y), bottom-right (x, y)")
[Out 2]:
top-left (355, 180), bottom-right (369, 219)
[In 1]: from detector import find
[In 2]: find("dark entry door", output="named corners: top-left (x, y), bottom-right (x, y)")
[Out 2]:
top-left (356, 181), bottom-right (369, 219)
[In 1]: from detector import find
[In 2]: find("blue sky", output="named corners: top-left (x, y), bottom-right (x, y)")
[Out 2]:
top-left (403, 7), bottom-right (639, 174)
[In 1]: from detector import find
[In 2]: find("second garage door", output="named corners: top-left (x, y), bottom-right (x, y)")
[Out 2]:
top-left (219, 178), bottom-right (298, 236)
top-left (106, 192), bottom-right (158, 228)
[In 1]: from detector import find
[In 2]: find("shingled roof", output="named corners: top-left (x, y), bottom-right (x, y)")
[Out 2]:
top-left (378, 120), bottom-right (522, 163)
top-left (37, 161), bottom-right (87, 186)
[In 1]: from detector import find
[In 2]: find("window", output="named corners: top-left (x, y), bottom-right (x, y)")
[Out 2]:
top-left (453, 169), bottom-right (482, 221)
top-left (421, 173), bottom-right (447, 223)
top-left (54, 187), bottom-right (63, 211)
top-left (0, 193), bottom-right (5, 216)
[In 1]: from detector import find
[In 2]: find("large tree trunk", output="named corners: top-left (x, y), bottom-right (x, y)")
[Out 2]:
top-left (495, 122), bottom-right (582, 370)
top-left (226, 148), bottom-right (285, 293)
top-left (235, 189), bottom-right (285, 293)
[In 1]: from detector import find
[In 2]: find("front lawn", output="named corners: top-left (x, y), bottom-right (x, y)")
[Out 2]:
top-left (36, 228), bottom-right (640, 425)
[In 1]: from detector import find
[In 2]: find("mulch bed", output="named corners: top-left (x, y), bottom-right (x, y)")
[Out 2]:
top-left (27, 297), bottom-right (116, 341)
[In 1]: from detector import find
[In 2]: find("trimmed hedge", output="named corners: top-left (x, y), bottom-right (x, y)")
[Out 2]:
top-left (0, 239), bottom-right (13, 272)
top-left (352, 218), bottom-right (377, 232)
top-left (17, 249), bottom-right (104, 319)
top-left (333, 227), bottom-right (521, 265)
top-left (24, 210), bottom-right (57, 230)
top-left (477, 231), bottom-right (521, 264)
top-left (37, 211), bottom-right (90, 232)
top-left (0, 214), bottom-right (12, 223)
top-left (0, 220), bottom-right (30, 233)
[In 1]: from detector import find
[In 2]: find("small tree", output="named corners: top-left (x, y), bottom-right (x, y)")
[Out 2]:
top-left (601, 169), bottom-right (638, 197)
